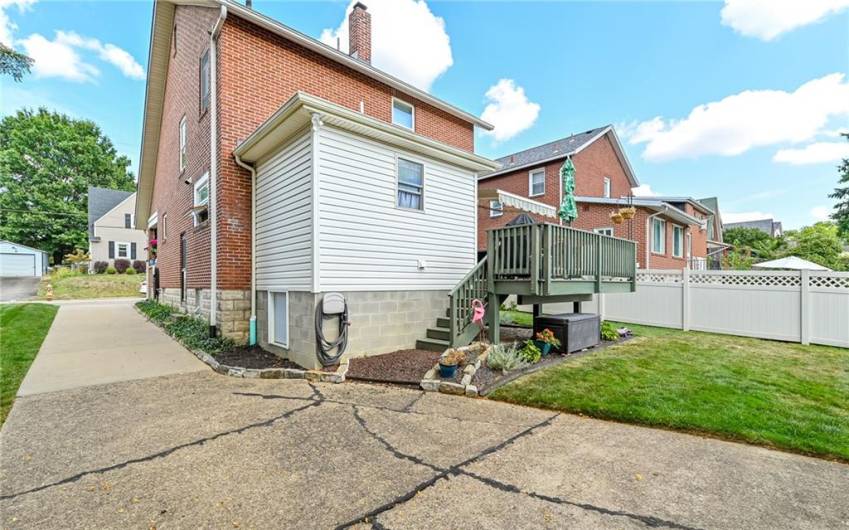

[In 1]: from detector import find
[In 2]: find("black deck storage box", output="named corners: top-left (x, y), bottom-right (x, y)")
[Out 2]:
top-left (533, 313), bottom-right (600, 353)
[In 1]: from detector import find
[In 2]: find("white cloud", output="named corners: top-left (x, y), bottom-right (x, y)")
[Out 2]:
top-left (774, 141), bottom-right (849, 165)
top-left (18, 30), bottom-right (144, 82)
top-left (724, 211), bottom-right (775, 223)
top-left (810, 205), bottom-right (832, 221)
top-left (631, 184), bottom-right (658, 197)
top-left (0, 0), bottom-right (35, 46)
top-left (623, 73), bottom-right (849, 162)
top-left (721, 0), bottom-right (849, 41)
top-left (319, 0), bottom-right (452, 91)
top-left (480, 79), bottom-right (540, 142)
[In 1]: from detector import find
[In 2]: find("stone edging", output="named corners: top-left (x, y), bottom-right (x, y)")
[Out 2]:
top-left (420, 343), bottom-right (488, 397)
top-left (134, 303), bottom-right (348, 383)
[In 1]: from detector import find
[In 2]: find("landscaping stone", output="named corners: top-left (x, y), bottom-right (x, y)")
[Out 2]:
top-left (439, 381), bottom-right (465, 395)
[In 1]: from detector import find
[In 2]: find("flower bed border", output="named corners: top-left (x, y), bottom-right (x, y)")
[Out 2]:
top-left (420, 342), bottom-right (488, 396)
top-left (135, 303), bottom-right (347, 383)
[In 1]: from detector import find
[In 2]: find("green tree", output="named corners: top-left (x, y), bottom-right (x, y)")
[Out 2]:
top-left (0, 109), bottom-right (135, 264)
top-left (722, 226), bottom-right (786, 267)
top-left (0, 44), bottom-right (34, 82)
top-left (783, 222), bottom-right (846, 271)
top-left (829, 133), bottom-right (849, 238)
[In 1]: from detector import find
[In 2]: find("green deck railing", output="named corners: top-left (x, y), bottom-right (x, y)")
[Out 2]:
top-left (448, 255), bottom-right (488, 346)
top-left (488, 223), bottom-right (636, 291)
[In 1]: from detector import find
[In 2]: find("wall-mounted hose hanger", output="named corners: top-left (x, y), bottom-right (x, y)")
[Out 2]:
top-left (315, 292), bottom-right (350, 366)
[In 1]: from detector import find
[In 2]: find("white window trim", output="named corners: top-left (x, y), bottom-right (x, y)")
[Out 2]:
top-left (672, 224), bottom-right (684, 258)
top-left (594, 227), bottom-right (614, 237)
top-left (162, 213), bottom-right (168, 242)
top-left (651, 218), bottom-right (666, 255)
top-left (395, 154), bottom-right (425, 212)
top-left (193, 172), bottom-right (210, 206)
top-left (603, 177), bottom-right (611, 198)
top-left (179, 116), bottom-right (187, 173)
top-left (267, 290), bottom-right (290, 348)
top-left (528, 168), bottom-right (545, 197)
top-left (391, 97), bottom-right (415, 130)
top-left (489, 200), bottom-right (503, 218)
top-left (116, 241), bottom-right (130, 259)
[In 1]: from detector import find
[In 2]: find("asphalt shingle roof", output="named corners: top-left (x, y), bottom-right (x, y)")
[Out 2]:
top-left (88, 186), bottom-right (133, 239)
top-left (484, 125), bottom-right (610, 177)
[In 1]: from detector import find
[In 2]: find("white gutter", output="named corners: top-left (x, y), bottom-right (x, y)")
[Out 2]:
top-left (233, 153), bottom-right (257, 345)
top-left (209, 5), bottom-right (227, 337)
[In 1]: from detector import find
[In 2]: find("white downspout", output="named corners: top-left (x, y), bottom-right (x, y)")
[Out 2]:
top-left (208, 5), bottom-right (226, 337)
top-left (645, 208), bottom-right (667, 270)
top-left (234, 153), bottom-right (257, 346)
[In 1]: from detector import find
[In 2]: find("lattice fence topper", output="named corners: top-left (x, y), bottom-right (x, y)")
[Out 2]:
top-left (636, 271), bottom-right (683, 284)
top-left (689, 272), bottom-right (801, 288)
top-left (809, 274), bottom-right (849, 290)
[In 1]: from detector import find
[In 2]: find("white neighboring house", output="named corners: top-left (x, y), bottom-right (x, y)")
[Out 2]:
top-left (88, 187), bottom-right (148, 268)
top-left (0, 241), bottom-right (48, 277)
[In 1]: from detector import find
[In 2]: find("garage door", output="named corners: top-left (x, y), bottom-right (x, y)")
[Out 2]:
top-left (0, 253), bottom-right (36, 277)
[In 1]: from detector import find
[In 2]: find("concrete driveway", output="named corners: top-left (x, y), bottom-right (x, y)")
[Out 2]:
top-left (0, 276), bottom-right (40, 302)
top-left (17, 298), bottom-right (205, 396)
top-left (2, 370), bottom-right (847, 528)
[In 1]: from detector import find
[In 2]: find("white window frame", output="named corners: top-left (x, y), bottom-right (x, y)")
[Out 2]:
top-left (395, 155), bottom-right (425, 211)
top-left (193, 172), bottom-right (210, 207)
top-left (162, 213), bottom-right (168, 242)
top-left (267, 290), bottom-right (289, 348)
top-left (489, 200), bottom-right (503, 218)
top-left (391, 97), bottom-right (415, 130)
top-left (116, 242), bottom-right (130, 259)
top-left (603, 177), bottom-right (611, 198)
top-left (179, 116), bottom-right (187, 173)
top-left (672, 224), bottom-right (684, 258)
top-left (529, 168), bottom-right (545, 197)
top-left (594, 227), bottom-right (614, 237)
top-left (651, 218), bottom-right (666, 255)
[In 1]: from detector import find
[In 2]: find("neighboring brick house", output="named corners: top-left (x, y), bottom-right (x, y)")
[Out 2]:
top-left (478, 126), bottom-right (718, 269)
top-left (134, 0), bottom-right (497, 366)
top-left (87, 187), bottom-right (147, 269)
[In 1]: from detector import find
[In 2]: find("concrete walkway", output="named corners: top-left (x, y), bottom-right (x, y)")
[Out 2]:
top-left (2, 371), bottom-right (847, 529)
top-left (17, 299), bottom-right (205, 396)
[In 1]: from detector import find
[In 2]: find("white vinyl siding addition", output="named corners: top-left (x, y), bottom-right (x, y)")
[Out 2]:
top-left (396, 157), bottom-right (424, 210)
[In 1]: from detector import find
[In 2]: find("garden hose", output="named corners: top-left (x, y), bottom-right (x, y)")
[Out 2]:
top-left (315, 297), bottom-right (349, 366)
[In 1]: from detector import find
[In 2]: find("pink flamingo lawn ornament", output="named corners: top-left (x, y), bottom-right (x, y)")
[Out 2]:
top-left (471, 298), bottom-right (487, 344)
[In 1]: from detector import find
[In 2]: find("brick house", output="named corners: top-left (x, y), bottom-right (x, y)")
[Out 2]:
top-left (134, 0), bottom-right (498, 367)
top-left (477, 126), bottom-right (722, 270)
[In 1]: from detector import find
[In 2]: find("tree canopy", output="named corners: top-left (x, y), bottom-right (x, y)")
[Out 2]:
top-left (0, 44), bottom-right (34, 82)
top-left (829, 133), bottom-right (849, 239)
top-left (723, 222), bottom-right (847, 271)
top-left (0, 108), bottom-right (135, 264)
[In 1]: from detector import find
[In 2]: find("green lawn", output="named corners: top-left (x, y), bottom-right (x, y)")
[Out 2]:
top-left (39, 272), bottom-right (144, 300)
top-left (0, 304), bottom-right (58, 424)
top-left (490, 323), bottom-right (849, 462)
top-left (501, 309), bottom-right (533, 327)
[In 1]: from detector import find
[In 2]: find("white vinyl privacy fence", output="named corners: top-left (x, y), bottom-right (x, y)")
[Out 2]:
top-left (540, 269), bottom-right (849, 348)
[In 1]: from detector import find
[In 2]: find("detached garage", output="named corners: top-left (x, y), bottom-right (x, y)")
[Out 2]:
top-left (0, 241), bottom-right (48, 277)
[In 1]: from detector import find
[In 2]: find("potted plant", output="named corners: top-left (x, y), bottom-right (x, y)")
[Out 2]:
top-left (533, 328), bottom-right (561, 355)
top-left (619, 206), bottom-right (636, 220)
top-left (519, 340), bottom-right (542, 364)
top-left (438, 348), bottom-right (466, 378)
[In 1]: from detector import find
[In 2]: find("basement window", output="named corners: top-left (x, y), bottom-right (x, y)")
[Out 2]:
top-left (392, 98), bottom-right (414, 130)
top-left (268, 291), bottom-right (289, 348)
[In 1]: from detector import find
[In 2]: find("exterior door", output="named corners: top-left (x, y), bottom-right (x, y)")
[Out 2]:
top-left (180, 233), bottom-right (187, 302)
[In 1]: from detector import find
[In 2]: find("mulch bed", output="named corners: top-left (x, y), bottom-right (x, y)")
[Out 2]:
top-left (214, 345), bottom-right (303, 370)
top-left (347, 349), bottom-right (441, 385)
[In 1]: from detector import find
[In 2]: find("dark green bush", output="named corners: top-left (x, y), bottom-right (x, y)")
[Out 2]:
top-left (136, 300), bottom-right (234, 355)
top-left (601, 320), bottom-right (619, 341)
top-left (93, 261), bottom-right (108, 274)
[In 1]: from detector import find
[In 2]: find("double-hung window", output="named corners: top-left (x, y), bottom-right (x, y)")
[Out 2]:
top-left (268, 291), bottom-right (289, 347)
top-left (672, 225), bottom-right (684, 258)
top-left (124, 213), bottom-right (132, 229)
top-left (392, 98), bottom-right (414, 129)
top-left (594, 227), bottom-right (614, 237)
top-left (116, 242), bottom-right (129, 259)
top-left (529, 168), bottom-right (545, 197)
top-left (397, 158), bottom-right (424, 210)
top-left (603, 177), bottom-right (611, 198)
top-left (200, 50), bottom-right (210, 113)
top-left (179, 116), bottom-right (187, 172)
top-left (651, 218), bottom-right (666, 254)
top-left (489, 200), bottom-right (503, 218)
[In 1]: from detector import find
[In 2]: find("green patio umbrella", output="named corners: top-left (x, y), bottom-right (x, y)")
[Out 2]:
top-left (558, 157), bottom-right (578, 225)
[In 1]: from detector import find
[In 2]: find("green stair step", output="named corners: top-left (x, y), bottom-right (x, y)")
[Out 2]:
top-left (436, 317), bottom-right (450, 328)
top-left (416, 337), bottom-right (449, 352)
top-left (426, 327), bottom-right (450, 341)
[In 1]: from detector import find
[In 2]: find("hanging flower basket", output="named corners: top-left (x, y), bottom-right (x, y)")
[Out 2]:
top-left (610, 211), bottom-right (624, 224)
top-left (619, 206), bottom-right (636, 220)
top-left (149, 239), bottom-right (158, 249)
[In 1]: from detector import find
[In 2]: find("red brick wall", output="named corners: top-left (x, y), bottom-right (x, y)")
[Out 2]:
top-left (149, 6), bottom-right (217, 290)
top-left (150, 7), bottom-right (477, 292)
top-left (477, 134), bottom-right (633, 249)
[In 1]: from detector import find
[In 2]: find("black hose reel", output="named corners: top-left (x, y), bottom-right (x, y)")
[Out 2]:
top-left (315, 292), bottom-right (350, 366)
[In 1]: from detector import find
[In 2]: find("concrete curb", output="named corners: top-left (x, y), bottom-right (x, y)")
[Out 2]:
top-left (134, 303), bottom-right (348, 383)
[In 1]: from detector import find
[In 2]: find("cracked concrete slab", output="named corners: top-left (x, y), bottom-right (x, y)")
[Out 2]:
top-left (2, 370), bottom-right (847, 529)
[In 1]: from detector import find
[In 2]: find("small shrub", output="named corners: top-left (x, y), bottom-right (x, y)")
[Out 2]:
top-left (93, 261), bottom-right (109, 274)
top-left (78, 263), bottom-right (88, 274)
top-left (106, 265), bottom-right (117, 275)
top-left (135, 300), bottom-right (235, 355)
top-left (487, 343), bottom-right (527, 372)
top-left (125, 267), bottom-right (137, 275)
top-left (601, 321), bottom-right (619, 341)
top-left (519, 340), bottom-right (542, 364)
top-left (132, 259), bottom-right (146, 273)
top-left (50, 267), bottom-right (79, 281)
top-left (137, 299), bottom-right (173, 324)
top-left (114, 259), bottom-right (130, 274)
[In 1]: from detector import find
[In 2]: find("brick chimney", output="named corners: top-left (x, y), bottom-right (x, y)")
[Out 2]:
top-left (348, 2), bottom-right (371, 63)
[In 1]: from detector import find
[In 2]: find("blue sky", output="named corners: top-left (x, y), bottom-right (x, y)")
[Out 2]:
top-left (2, 0), bottom-right (847, 229)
